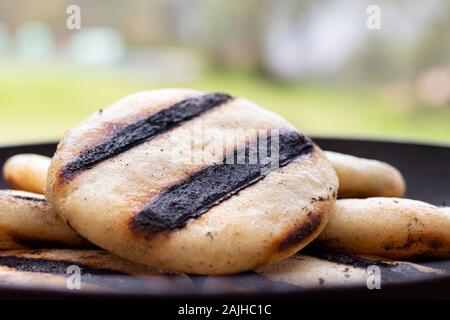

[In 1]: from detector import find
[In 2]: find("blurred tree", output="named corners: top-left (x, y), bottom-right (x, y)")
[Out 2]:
top-left (0, 0), bottom-right (448, 85)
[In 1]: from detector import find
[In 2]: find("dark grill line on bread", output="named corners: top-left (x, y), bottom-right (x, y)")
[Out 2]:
top-left (277, 209), bottom-right (325, 251)
top-left (0, 255), bottom-right (128, 276)
top-left (131, 130), bottom-right (314, 236)
top-left (7, 194), bottom-right (45, 203)
top-left (60, 92), bottom-right (233, 181)
top-left (307, 252), bottom-right (444, 281)
top-left (0, 255), bottom-right (178, 290)
top-left (308, 251), bottom-right (391, 268)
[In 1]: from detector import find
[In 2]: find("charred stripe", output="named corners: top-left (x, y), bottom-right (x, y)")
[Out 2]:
top-left (309, 252), bottom-right (391, 268)
top-left (277, 210), bottom-right (325, 252)
top-left (61, 92), bottom-right (233, 180)
top-left (0, 255), bottom-right (179, 290)
top-left (131, 130), bottom-right (313, 236)
top-left (0, 255), bottom-right (128, 276)
top-left (9, 194), bottom-right (45, 203)
top-left (308, 252), bottom-right (444, 282)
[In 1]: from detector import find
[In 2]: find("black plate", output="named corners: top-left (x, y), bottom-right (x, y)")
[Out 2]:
top-left (0, 138), bottom-right (449, 299)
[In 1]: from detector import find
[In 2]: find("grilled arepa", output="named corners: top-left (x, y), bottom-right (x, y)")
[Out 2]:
top-left (0, 190), bottom-right (87, 249)
top-left (202, 252), bottom-right (445, 291)
top-left (255, 252), bottom-right (445, 288)
top-left (3, 154), bottom-right (51, 194)
top-left (0, 249), bottom-right (192, 291)
top-left (46, 89), bottom-right (338, 275)
top-left (325, 151), bottom-right (405, 198)
top-left (315, 198), bottom-right (450, 259)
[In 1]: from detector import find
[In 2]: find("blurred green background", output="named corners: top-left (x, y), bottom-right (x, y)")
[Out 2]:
top-left (0, 0), bottom-right (449, 145)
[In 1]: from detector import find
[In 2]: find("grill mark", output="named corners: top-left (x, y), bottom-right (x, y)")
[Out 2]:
top-left (277, 209), bottom-right (325, 252)
top-left (0, 255), bottom-right (188, 291)
top-left (0, 255), bottom-right (128, 276)
top-left (131, 130), bottom-right (313, 236)
top-left (9, 194), bottom-right (45, 203)
top-left (61, 92), bottom-right (233, 181)
top-left (308, 252), bottom-right (443, 282)
top-left (310, 252), bottom-right (391, 269)
top-left (0, 255), bottom-right (161, 290)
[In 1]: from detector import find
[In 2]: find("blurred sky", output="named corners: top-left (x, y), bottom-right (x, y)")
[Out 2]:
top-left (0, 0), bottom-right (449, 144)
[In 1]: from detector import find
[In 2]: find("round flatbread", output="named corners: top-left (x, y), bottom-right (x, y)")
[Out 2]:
top-left (255, 252), bottom-right (445, 288)
top-left (3, 154), bottom-right (51, 194)
top-left (0, 190), bottom-right (87, 249)
top-left (202, 252), bottom-right (445, 292)
top-left (47, 89), bottom-right (338, 275)
top-left (0, 249), bottom-right (192, 291)
top-left (315, 198), bottom-right (450, 259)
top-left (324, 151), bottom-right (405, 198)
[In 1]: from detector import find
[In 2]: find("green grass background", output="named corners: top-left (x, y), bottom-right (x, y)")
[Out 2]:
top-left (1, 61), bottom-right (450, 145)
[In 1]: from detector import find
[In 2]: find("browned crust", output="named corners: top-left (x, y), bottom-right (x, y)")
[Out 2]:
top-left (249, 189), bottom-right (336, 271)
top-left (276, 197), bottom-right (335, 253)
top-left (381, 231), bottom-right (450, 259)
top-left (277, 209), bottom-right (325, 252)
top-left (314, 201), bottom-right (450, 260)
